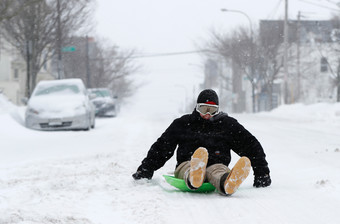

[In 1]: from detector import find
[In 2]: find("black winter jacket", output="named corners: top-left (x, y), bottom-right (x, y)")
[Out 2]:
top-left (136, 110), bottom-right (270, 179)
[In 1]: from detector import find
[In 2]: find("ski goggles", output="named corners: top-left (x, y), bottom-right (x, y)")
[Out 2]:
top-left (196, 103), bottom-right (219, 116)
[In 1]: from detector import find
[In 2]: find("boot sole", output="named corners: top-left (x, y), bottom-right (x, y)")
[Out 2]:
top-left (189, 147), bottom-right (208, 188)
top-left (224, 157), bottom-right (251, 195)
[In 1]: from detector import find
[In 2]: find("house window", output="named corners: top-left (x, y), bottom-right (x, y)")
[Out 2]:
top-left (14, 69), bottom-right (19, 80)
top-left (320, 57), bottom-right (328, 72)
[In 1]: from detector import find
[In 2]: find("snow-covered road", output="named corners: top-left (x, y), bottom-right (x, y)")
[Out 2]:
top-left (0, 97), bottom-right (340, 224)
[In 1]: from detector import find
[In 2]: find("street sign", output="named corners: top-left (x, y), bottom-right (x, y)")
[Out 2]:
top-left (61, 46), bottom-right (76, 52)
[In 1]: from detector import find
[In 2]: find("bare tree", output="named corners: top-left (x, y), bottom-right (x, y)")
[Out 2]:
top-left (62, 37), bottom-right (141, 101)
top-left (48, 0), bottom-right (94, 79)
top-left (258, 25), bottom-right (284, 110)
top-left (1, 0), bottom-right (56, 97)
top-left (207, 27), bottom-right (260, 112)
top-left (0, 0), bottom-right (93, 97)
top-left (94, 46), bottom-right (140, 99)
top-left (0, 0), bottom-right (42, 22)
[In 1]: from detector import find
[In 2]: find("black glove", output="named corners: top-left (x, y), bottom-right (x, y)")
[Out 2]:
top-left (132, 169), bottom-right (153, 180)
top-left (253, 174), bottom-right (271, 187)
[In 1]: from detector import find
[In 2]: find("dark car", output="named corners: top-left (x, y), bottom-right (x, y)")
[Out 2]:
top-left (88, 88), bottom-right (118, 117)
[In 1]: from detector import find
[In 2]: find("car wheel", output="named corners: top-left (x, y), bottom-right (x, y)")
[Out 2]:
top-left (91, 118), bottom-right (95, 129)
top-left (83, 115), bottom-right (91, 131)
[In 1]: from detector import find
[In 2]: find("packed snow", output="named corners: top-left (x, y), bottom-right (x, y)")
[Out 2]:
top-left (0, 93), bottom-right (340, 224)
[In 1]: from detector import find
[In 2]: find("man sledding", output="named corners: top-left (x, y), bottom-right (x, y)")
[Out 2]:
top-left (133, 89), bottom-right (271, 195)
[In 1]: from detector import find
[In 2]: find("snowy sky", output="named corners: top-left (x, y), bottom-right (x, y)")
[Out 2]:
top-left (94, 0), bottom-right (338, 116)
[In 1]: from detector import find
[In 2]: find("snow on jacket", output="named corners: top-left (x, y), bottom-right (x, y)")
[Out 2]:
top-left (136, 110), bottom-right (270, 178)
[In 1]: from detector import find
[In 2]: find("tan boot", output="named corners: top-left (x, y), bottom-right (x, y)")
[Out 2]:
top-left (189, 147), bottom-right (208, 188)
top-left (224, 157), bottom-right (251, 195)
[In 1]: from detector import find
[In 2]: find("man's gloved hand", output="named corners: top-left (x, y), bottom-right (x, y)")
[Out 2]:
top-left (132, 169), bottom-right (153, 180)
top-left (253, 174), bottom-right (271, 187)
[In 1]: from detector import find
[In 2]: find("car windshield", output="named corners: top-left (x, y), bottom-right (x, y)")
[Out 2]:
top-left (34, 84), bottom-right (80, 96)
top-left (91, 90), bottom-right (110, 98)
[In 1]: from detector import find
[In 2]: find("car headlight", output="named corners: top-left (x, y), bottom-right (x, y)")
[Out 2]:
top-left (93, 101), bottom-right (103, 107)
top-left (27, 107), bottom-right (40, 115)
top-left (75, 104), bottom-right (87, 113)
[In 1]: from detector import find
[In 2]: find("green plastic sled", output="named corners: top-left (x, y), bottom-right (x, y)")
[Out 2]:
top-left (163, 175), bottom-right (216, 193)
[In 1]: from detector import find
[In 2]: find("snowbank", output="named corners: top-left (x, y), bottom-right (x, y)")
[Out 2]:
top-left (0, 94), bottom-right (25, 126)
top-left (259, 102), bottom-right (340, 123)
top-left (0, 94), bottom-right (16, 114)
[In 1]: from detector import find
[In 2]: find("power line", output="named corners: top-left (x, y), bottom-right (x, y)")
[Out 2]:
top-left (298, 0), bottom-right (340, 12)
top-left (131, 50), bottom-right (208, 58)
top-left (267, 0), bottom-right (283, 19)
top-left (325, 0), bottom-right (340, 6)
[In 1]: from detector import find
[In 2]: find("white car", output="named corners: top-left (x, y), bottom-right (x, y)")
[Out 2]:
top-left (25, 79), bottom-right (95, 131)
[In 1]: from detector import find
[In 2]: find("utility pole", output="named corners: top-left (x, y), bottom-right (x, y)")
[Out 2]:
top-left (26, 40), bottom-right (31, 97)
top-left (57, 0), bottom-right (63, 79)
top-left (337, 59), bottom-right (340, 102)
top-left (296, 11), bottom-right (301, 102)
top-left (283, 0), bottom-right (289, 104)
top-left (85, 35), bottom-right (91, 88)
top-left (250, 26), bottom-right (255, 113)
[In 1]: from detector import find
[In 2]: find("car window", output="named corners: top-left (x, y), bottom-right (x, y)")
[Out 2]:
top-left (91, 90), bottom-right (110, 97)
top-left (34, 84), bottom-right (80, 96)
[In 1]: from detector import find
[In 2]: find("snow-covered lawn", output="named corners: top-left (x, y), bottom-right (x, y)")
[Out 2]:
top-left (0, 94), bottom-right (340, 224)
